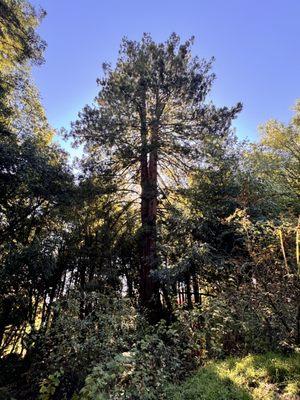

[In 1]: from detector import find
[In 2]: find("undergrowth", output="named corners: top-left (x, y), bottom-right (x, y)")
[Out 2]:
top-left (167, 352), bottom-right (300, 400)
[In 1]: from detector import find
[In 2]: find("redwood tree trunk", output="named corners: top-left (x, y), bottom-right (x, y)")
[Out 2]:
top-left (139, 106), bottom-right (162, 321)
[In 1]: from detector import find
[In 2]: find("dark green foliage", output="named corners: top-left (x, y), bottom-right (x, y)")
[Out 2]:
top-left (78, 310), bottom-right (201, 400)
top-left (0, 0), bottom-right (46, 136)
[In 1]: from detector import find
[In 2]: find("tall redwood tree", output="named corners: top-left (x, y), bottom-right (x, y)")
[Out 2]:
top-left (72, 33), bottom-right (241, 321)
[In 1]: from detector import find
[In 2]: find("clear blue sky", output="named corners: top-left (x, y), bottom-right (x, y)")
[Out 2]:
top-left (31, 0), bottom-right (300, 152)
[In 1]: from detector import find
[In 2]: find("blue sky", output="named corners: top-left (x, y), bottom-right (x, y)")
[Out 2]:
top-left (31, 0), bottom-right (300, 153)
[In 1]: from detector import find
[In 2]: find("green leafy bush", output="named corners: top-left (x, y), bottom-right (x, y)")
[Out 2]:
top-left (80, 315), bottom-right (202, 400)
top-left (38, 369), bottom-right (64, 400)
top-left (26, 292), bottom-right (136, 399)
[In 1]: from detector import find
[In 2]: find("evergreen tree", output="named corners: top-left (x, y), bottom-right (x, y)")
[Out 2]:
top-left (72, 33), bottom-right (242, 320)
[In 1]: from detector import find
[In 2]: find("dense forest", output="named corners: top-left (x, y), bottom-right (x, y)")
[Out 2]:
top-left (0, 1), bottom-right (299, 399)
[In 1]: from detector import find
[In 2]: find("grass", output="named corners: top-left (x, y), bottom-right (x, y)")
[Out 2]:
top-left (167, 352), bottom-right (300, 400)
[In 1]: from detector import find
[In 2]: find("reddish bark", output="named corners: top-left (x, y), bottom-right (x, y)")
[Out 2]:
top-left (139, 108), bottom-right (162, 321)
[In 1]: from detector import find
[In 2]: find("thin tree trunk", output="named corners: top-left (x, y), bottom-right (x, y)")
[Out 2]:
top-left (177, 282), bottom-right (181, 304)
top-left (278, 229), bottom-right (289, 273)
top-left (185, 274), bottom-right (193, 309)
top-left (126, 271), bottom-right (134, 298)
top-left (192, 274), bottom-right (200, 304)
top-left (161, 285), bottom-right (173, 319)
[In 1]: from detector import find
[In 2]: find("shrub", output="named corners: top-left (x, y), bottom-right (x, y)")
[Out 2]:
top-left (80, 315), bottom-right (202, 400)
top-left (24, 292), bottom-right (137, 399)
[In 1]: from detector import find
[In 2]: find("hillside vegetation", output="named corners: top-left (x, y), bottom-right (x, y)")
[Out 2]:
top-left (168, 353), bottom-right (300, 400)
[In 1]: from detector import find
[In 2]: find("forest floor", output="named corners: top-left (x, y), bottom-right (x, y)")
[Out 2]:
top-left (167, 352), bottom-right (300, 400)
